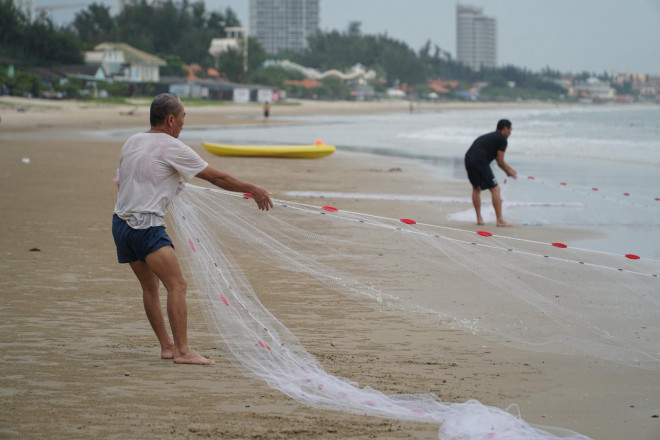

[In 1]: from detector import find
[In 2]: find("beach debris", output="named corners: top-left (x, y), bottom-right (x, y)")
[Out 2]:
top-left (119, 107), bottom-right (138, 116)
top-left (29, 248), bottom-right (41, 252)
top-left (22, 158), bottom-right (30, 164)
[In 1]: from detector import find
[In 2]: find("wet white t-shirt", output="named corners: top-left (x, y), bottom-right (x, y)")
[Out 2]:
top-left (114, 132), bottom-right (208, 229)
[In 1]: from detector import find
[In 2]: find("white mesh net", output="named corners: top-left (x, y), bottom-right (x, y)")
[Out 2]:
top-left (168, 183), bottom-right (659, 440)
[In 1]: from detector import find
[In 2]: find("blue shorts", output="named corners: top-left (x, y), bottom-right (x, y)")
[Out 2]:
top-left (112, 214), bottom-right (174, 263)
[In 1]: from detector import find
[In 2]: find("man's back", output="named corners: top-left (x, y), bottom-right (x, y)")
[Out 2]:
top-left (465, 131), bottom-right (507, 163)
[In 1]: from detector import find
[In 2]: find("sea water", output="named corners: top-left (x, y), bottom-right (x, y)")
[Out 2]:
top-left (175, 104), bottom-right (660, 260)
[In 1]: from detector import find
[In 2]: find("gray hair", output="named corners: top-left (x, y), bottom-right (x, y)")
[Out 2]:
top-left (150, 93), bottom-right (181, 126)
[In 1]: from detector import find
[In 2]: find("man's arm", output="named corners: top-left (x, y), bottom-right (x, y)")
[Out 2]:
top-left (196, 165), bottom-right (273, 211)
top-left (496, 151), bottom-right (517, 179)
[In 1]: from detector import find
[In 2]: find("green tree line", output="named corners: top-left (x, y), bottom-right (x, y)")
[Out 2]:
top-left (1, 0), bottom-right (598, 100)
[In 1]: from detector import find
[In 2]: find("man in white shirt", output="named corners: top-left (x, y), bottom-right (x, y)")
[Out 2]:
top-left (112, 93), bottom-right (273, 365)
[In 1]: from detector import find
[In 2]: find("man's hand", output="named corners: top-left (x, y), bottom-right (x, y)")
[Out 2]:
top-left (250, 185), bottom-right (273, 211)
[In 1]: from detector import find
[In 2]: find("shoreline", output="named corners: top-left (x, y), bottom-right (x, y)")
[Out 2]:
top-left (1, 98), bottom-right (659, 440)
top-left (0, 95), bottom-right (627, 133)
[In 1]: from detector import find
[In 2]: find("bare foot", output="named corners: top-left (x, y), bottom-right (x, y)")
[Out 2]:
top-left (174, 349), bottom-right (215, 365)
top-left (497, 221), bottom-right (512, 227)
top-left (476, 216), bottom-right (484, 225)
top-left (161, 345), bottom-right (175, 360)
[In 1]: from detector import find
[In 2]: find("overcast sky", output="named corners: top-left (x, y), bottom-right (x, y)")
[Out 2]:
top-left (45, 0), bottom-right (660, 74)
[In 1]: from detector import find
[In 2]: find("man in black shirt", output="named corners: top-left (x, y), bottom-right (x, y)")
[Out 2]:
top-left (464, 119), bottom-right (517, 226)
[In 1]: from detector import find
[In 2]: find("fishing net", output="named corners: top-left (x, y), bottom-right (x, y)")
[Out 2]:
top-left (456, 174), bottom-right (660, 234)
top-left (168, 183), bottom-right (659, 440)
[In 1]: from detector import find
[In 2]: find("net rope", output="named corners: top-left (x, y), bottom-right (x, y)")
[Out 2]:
top-left (168, 183), bottom-right (659, 440)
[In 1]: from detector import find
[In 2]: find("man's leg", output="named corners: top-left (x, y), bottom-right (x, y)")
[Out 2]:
top-left (471, 186), bottom-right (484, 225)
top-left (129, 260), bottom-right (175, 359)
top-left (489, 185), bottom-right (511, 227)
top-left (144, 246), bottom-right (214, 365)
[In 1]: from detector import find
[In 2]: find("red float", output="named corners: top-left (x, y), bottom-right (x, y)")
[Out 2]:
top-left (477, 231), bottom-right (492, 237)
top-left (243, 193), bottom-right (253, 198)
top-left (322, 206), bottom-right (338, 212)
top-left (625, 254), bottom-right (640, 260)
top-left (400, 218), bottom-right (416, 225)
top-left (551, 242), bottom-right (567, 248)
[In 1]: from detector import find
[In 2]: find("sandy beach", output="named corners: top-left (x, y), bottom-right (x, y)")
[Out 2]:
top-left (1, 97), bottom-right (658, 440)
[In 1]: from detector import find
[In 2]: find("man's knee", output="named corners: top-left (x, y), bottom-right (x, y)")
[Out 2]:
top-left (163, 277), bottom-right (187, 295)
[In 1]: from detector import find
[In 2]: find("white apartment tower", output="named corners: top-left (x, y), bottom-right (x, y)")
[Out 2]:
top-left (456, 5), bottom-right (497, 71)
top-left (250, 0), bottom-right (320, 54)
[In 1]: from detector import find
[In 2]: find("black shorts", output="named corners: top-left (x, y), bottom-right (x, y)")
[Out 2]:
top-left (465, 157), bottom-right (498, 190)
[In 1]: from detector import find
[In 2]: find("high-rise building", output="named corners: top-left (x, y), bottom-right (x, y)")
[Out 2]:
top-left (456, 5), bottom-right (497, 71)
top-left (250, 0), bottom-right (320, 55)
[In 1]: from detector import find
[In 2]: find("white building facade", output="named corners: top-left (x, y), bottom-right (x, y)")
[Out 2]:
top-left (456, 5), bottom-right (497, 71)
top-left (249, 0), bottom-right (320, 54)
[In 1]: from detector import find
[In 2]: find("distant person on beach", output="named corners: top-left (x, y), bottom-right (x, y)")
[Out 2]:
top-left (263, 101), bottom-right (270, 122)
top-left (464, 119), bottom-right (517, 226)
top-left (112, 93), bottom-right (273, 365)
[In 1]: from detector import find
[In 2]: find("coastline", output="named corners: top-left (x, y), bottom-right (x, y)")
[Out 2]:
top-left (1, 98), bottom-right (659, 440)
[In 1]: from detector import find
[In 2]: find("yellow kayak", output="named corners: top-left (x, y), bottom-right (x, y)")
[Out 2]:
top-left (203, 141), bottom-right (335, 159)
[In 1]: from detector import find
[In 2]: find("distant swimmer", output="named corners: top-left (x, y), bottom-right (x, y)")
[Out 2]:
top-left (263, 101), bottom-right (270, 122)
top-left (464, 119), bottom-right (517, 226)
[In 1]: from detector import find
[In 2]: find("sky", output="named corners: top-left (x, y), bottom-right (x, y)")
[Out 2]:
top-left (42, 0), bottom-right (660, 74)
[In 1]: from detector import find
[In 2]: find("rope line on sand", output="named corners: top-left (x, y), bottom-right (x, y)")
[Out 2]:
top-left (228, 188), bottom-right (660, 278)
